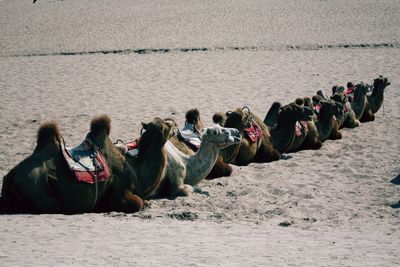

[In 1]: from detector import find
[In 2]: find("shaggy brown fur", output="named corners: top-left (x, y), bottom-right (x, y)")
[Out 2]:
top-left (215, 107), bottom-right (280, 166)
top-left (360, 76), bottom-right (391, 122)
top-left (330, 93), bottom-right (360, 129)
top-left (265, 102), bottom-right (318, 153)
top-left (351, 83), bottom-right (369, 120)
top-left (263, 102), bottom-right (281, 128)
top-left (0, 115), bottom-right (173, 214)
top-left (299, 96), bottom-right (343, 142)
top-left (168, 109), bottom-right (234, 180)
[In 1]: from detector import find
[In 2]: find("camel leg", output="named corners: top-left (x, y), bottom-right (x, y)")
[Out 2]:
top-left (360, 110), bottom-right (375, 122)
top-left (206, 156), bottom-right (233, 180)
top-left (329, 129), bottom-right (342, 140)
top-left (168, 171), bottom-right (193, 197)
top-left (329, 122), bottom-right (342, 140)
top-left (301, 136), bottom-right (322, 150)
top-left (254, 144), bottom-right (281, 163)
top-left (345, 116), bottom-right (360, 128)
top-left (119, 191), bottom-right (143, 213)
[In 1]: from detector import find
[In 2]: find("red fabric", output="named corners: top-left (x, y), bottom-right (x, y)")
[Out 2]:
top-left (295, 121), bottom-right (308, 137)
top-left (62, 144), bottom-right (111, 184)
top-left (314, 104), bottom-right (321, 113)
top-left (345, 88), bottom-right (354, 95)
top-left (244, 121), bottom-right (263, 143)
top-left (126, 140), bottom-right (138, 150)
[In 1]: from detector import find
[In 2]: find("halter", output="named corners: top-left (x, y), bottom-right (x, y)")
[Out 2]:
top-left (242, 106), bottom-right (253, 128)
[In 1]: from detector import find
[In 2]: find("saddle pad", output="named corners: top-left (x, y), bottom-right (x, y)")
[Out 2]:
top-left (340, 102), bottom-right (351, 115)
top-left (314, 104), bottom-right (321, 114)
top-left (295, 121), bottom-right (308, 137)
top-left (126, 140), bottom-right (139, 158)
top-left (62, 139), bottom-right (110, 184)
top-left (178, 123), bottom-right (201, 150)
top-left (244, 120), bottom-right (263, 143)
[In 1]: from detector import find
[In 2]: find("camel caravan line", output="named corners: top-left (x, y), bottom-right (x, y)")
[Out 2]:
top-left (0, 76), bottom-right (390, 214)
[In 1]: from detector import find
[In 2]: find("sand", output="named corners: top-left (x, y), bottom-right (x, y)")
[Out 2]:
top-left (0, 0), bottom-right (399, 266)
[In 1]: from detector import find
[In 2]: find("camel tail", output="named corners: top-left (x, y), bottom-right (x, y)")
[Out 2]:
top-left (37, 122), bottom-right (61, 148)
top-left (90, 115), bottom-right (111, 136)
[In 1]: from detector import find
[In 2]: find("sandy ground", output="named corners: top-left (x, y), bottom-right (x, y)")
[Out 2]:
top-left (0, 0), bottom-right (399, 266)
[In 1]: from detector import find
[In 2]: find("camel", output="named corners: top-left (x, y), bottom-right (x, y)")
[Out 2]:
top-left (168, 109), bottom-right (236, 180)
top-left (360, 76), bottom-right (391, 122)
top-left (156, 122), bottom-right (241, 198)
top-left (213, 107), bottom-right (281, 166)
top-left (118, 117), bottom-right (177, 201)
top-left (303, 97), bottom-right (343, 142)
top-left (0, 115), bottom-right (173, 214)
top-left (318, 90), bottom-right (360, 129)
top-left (264, 102), bottom-right (319, 153)
top-left (350, 83), bottom-right (369, 120)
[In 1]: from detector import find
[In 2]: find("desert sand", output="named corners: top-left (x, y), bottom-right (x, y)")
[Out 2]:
top-left (0, 0), bottom-right (399, 266)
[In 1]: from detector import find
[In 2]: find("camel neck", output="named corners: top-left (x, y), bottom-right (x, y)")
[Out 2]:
top-left (369, 87), bottom-right (384, 113)
top-left (136, 144), bottom-right (167, 198)
top-left (351, 91), bottom-right (366, 118)
top-left (185, 140), bottom-right (219, 186)
top-left (316, 108), bottom-right (333, 141)
top-left (270, 116), bottom-right (296, 153)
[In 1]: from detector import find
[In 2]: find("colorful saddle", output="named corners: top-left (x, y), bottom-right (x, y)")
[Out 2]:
top-left (295, 121), bottom-right (308, 137)
top-left (177, 123), bottom-right (201, 151)
top-left (244, 120), bottom-right (263, 143)
top-left (62, 138), bottom-right (110, 184)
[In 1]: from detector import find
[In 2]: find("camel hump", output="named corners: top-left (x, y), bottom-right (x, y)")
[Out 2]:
top-left (37, 122), bottom-right (61, 148)
top-left (90, 115), bottom-right (111, 137)
top-left (212, 112), bottom-right (227, 125)
top-left (295, 98), bottom-right (304, 106)
top-left (185, 109), bottom-right (200, 124)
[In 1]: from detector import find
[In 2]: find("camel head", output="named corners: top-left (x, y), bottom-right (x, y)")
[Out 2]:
top-left (312, 95), bottom-right (325, 107)
top-left (139, 118), bottom-right (175, 151)
top-left (201, 124), bottom-right (241, 148)
top-left (331, 92), bottom-right (347, 105)
top-left (355, 82), bottom-right (369, 96)
top-left (319, 100), bottom-right (344, 118)
top-left (373, 76), bottom-right (391, 91)
top-left (222, 107), bottom-right (254, 132)
top-left (281, 103), bottom-right (314, 122)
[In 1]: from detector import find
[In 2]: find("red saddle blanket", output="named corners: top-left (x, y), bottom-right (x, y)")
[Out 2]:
top-left (126, 140), bottom-right (139, 158)
top-left (62, 138), bottom-right (110, 184)
top-left (295, 121), bottom-right (308, 137)
top-left (244, 120), bottom-right (263, 143)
